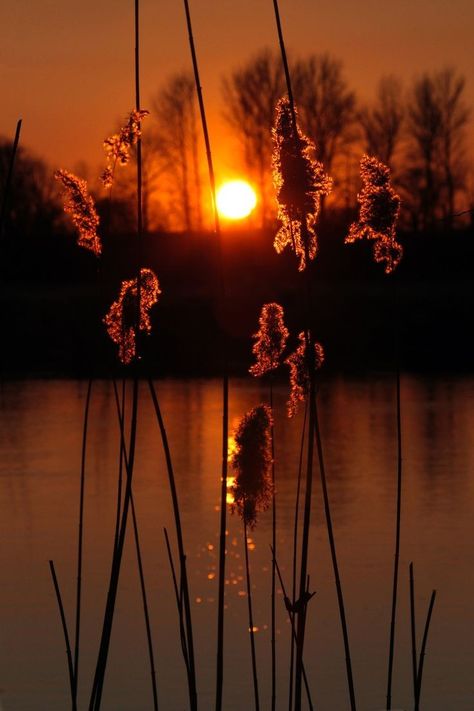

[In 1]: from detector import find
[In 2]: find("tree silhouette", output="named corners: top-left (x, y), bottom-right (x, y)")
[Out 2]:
top-left (404, 68), bottom-right (470, 229)
top-left (359, 76), bottom-right (404, 168)
top-left (222, 49), bottom-right (285, 226)
top-left (151, 72), bottom-right (203, 232)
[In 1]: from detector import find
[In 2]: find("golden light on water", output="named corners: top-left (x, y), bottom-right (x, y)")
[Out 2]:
top-left (216, 180), bottom-right (257, 220)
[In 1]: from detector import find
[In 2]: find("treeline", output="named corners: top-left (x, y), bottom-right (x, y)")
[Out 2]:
top-left (150, 50), bottom-right (472, 231)
top-left (1, 49), bottom-right (473, 239)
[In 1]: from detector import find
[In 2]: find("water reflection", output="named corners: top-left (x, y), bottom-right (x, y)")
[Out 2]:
top-left (0, 376), bottom-right (473, 710)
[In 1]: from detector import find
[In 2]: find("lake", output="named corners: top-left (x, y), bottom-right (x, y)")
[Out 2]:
top-left (0, 376), bottom-right (473, 710)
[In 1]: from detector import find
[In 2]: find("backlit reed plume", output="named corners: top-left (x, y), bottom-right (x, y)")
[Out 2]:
top-left (230, 404), bottom-right (273, 528)
top-left (104, 268), bottom-right (160, 364)
top-left (100, 109), bottom-right (150, 188)
top-left (250, 302), bottom-right (289, 377)
top-left (272, 97), bottom-right (332, 271)
top-left (346, 155), bottom-right (402, 274)
top-left (54, 169), bottom-right (101, 256)
top-left (285, 331), bottom-right (324, 417)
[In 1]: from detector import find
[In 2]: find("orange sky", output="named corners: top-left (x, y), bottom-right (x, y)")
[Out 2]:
top-left (1, 0), bottom-right (473, 183)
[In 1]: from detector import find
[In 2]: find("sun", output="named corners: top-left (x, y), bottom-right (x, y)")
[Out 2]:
top-left (216, 180), bottom-right (257, 220)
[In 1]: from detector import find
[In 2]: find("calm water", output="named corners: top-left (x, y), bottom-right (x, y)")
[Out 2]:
top-left (0, 377), bottom-right (474, 710)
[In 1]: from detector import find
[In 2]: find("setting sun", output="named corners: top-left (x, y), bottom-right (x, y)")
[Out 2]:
top-left (216, 180), bottom-right (257, 220)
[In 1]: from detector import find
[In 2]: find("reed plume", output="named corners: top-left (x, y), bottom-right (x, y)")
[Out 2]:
top-left (272, 97), bottom-right (332, 271)
top-left (250, 302), bottom-right (289, 377)
top-left (231, 404), bottom-right (273, 528)
top-left (285, 331), bottom-right (324, 417)
top-left (100, 109), bottom-right (150, 188)
top-left (230, 404), bottom-right (273, 711)
top-left (54, 169), bottom-right (101, 256)
top-left (346, 155), bottom-right (402, 274)
top-left (104, 267), bottom-right (160, 364)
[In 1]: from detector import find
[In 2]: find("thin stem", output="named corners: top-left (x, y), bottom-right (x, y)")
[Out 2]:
top-left (112, 379), bottom-right (159, 711)
top-left (271, 546), bottom-right (314, 711)
top-left (244, 518), bottom-right (260, 711)
top-left (271, 1), bottom-right (296, 130)
top-left (270, 382), bottom-right (276, 711)
top-left (0, 118), bottom-right (22, 238)
top-left (49, 560), bottom-right (76, 711)
top-left (313, 397), bottom-right (357, 710)
top-left (112, 378), bottom-right (126, 551)
top-left (164, 527), bottom-right (190, 673)
top-left (289, 401), bottom-right (308, 711)
top-left (409, 563), bottom-right (418, 705)
top-left (89, 378), bottom-right (139, 710)
top-left (147, 378), bottom-right (197, 711)
top-left (415, 591), bottom-right (436, 711)
top-left (130, 492), bottom-right (159, 711)
top-left (73, 378), bottom-right (93, 705)
top-left (181, 4), bottom-right (228, 710)
top-left (386, 290), bottom-right (403, 711)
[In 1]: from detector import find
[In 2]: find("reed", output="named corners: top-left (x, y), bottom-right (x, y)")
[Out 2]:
top-left (244, 517), bottom-right (260, 711)
top-left (49, 560), bottom-right (76, 711)
top-left (73, 378), bottom-right (93, 706)
top-left (112, 379), bottom-right (159, 711)
top-left (182, 3), bottom-right (228, 709)
top-left (271, 2), bottom-right (355, 708)
top-left (148, 378), bottom-right (197, 709)
top-left (0, 118), bottom-right (22, 238)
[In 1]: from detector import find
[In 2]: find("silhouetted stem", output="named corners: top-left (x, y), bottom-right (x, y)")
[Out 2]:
top-left (182, 4), bottom-right (228, 710)
top-left (271, 546), bottom-right (313, 710)
top-left (270, 382), bottom-right (276, 711)
top-left (49, 560), bottom-right (76, 711)
top-left (409, 563), bottom-right (418, 705)
top-left (415, 591), bottom-right (436, 711)
top-left (164, 527), bottom-right (190, 672)
top-left (113, 378), bottom-right (126, 551)
top-left (289, 401), bottom-right (308, 711)
top-left (112, 379), bottom-right (159, 711)
top-left (313, 398), bottom-right (357, 710)
top-left (386, 332), bottom-right (403, 710)
top-left (89, 377), bottom-right (139, 710)
top-left (147, 378), bottom-right (197, 710)
top-left (0, 119), bottom-right (22, 238)
top-left (244, 518), bottom-right (260, 711)
top-left (73, 378), bottom-right (93, 704)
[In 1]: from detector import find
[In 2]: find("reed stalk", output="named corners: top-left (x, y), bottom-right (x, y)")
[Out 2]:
top-left (49, 560), bottom-right (76, 711)
top-left (313, 397), bottom-right (357, 710)
top-left (269, 381), bottom-right (276, 711)
top-left (271, 546), bottom-right (314, 711)
top-left (182, 3), bottom-right (228, 709)
top-left (73, 378), bottom-right (93, 706)
top-left (271, 6), bottom-right (316, 707)
top-left (409, 563), bottom-right (418, 704)
top-left (244, 517), bottom-right (260, 711)
top-left (0, 119), bottom-right (22, 238)
top-left (415, 590), bottom-right (436, 711)
top-left (289, 401), bottom-right (308, 711)
top-left (89, 377), bottom-right (139, 710)
top-left (148, 378), bottom-right (197, 710)
top-left (89, 5), bottom-right (144, 707)
top-left (386, 281), bottom-right (403, 711)
top-left (112, 379), bottom-right (159, 711)
top-left (164, 527), bottom-right (190, 672)
top-left (113, 378), bottom-right (126, 550)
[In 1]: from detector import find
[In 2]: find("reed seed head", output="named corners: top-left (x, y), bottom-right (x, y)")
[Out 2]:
top-left (230, 404), bottom-right (273, 528)
top-left (54, 169), bottom-right (101, 256)
top-left (250, 302), bottom-right (289, 377)
top-left (272, 97), bottom-right (332, 271)
top-left (346, 155), bottom-right (402, 274)
top-left (100, 109), bottom-right (150, 188)
top-left (104, 268), bottom-right (161, 365)
top-left (285, 331), bottom-right (324, 417)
